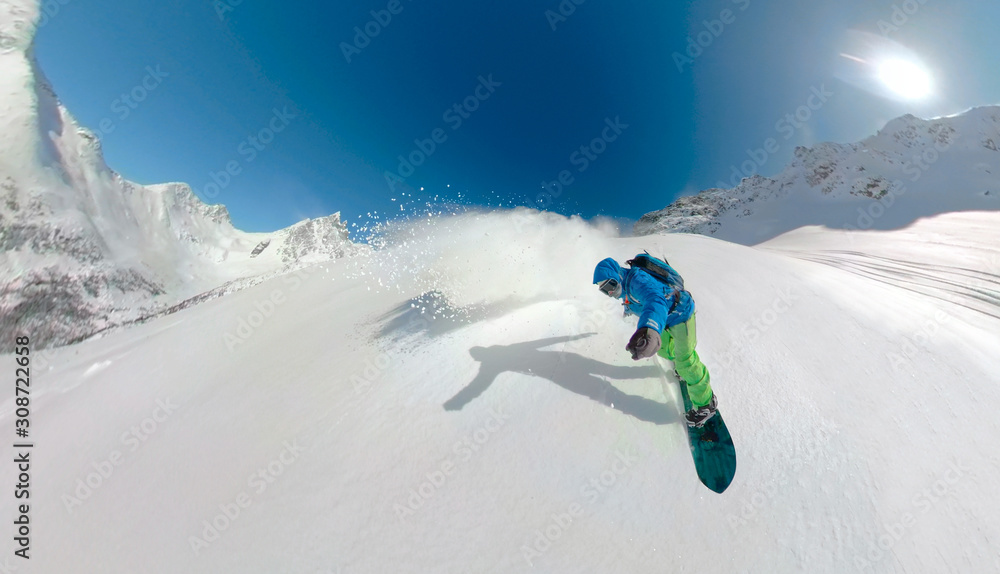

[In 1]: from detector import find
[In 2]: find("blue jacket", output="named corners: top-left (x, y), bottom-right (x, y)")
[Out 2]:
top-left (593, 258), bottom-right (694, 333)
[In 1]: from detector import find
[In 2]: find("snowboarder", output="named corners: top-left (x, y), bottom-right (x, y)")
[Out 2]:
top-left (593, 255), bottom-right (717, 427)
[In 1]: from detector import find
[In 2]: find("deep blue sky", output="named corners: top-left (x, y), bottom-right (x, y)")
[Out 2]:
top-left (34, 0), bottom-right (1000, 233)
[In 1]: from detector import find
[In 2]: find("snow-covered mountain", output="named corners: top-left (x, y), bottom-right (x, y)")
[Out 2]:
top-left (0, 0), bottom-right (357, 352)
top-left (636, 108), bottom-right (1000, 243)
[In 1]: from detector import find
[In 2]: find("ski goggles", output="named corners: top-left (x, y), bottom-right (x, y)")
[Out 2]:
top-left (598, 278), bottom-right (622, 298)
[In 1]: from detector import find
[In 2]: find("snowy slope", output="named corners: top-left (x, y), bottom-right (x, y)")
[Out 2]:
top-left (3, 209), bottom-right (998, 573)
top-left (637, 108), bottom-right (1000, 244)
top-left (0, 0), bottom-right (357, 352)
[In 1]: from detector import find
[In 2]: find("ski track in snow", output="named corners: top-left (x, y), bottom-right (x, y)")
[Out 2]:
top-left (776, 250), bottom-right (1000, 321)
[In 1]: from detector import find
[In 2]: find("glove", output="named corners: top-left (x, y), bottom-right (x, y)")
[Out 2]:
top-left (626, 327), bottom-right (661, 360)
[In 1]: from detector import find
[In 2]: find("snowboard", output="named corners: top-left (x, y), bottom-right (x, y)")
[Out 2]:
top-left (673, 369), bottom-right (737, 494)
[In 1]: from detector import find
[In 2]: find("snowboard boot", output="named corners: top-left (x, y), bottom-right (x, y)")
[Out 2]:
top-left (685, 393), bottom-right (718, 428)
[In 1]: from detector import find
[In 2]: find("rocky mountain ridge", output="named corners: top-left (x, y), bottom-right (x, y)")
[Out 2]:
top-left (636, 109), bottom-right (1000, 243)
top-left (0, 0), bottom-right (358, 351)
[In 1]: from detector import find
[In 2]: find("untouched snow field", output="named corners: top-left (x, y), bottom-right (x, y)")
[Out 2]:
top-left (3, 209), bottom-right (999, 573)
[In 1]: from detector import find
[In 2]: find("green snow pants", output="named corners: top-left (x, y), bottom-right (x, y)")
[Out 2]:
top-left (658, 314), bottom-right (713, 408)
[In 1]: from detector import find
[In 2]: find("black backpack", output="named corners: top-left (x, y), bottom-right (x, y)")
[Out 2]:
top-left (626, 253), bottom-right (684, 291)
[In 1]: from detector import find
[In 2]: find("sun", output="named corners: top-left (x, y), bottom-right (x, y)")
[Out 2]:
top-left (876, 58), bottom-right (934, 100)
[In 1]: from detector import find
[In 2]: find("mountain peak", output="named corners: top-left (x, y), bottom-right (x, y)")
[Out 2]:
top-left (0, 0), bottom-right (356, 351)
top-left (637, 107), bottom-right (1000, 244)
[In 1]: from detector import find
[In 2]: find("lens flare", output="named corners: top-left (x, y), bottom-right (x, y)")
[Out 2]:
top-left (833, 30), bottom-right (936, 103)
top-left (877, 58), bottom-right (933, 100)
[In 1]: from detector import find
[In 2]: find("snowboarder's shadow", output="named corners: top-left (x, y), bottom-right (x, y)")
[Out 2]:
top-left (444, 334), bottom-right (679, 425)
